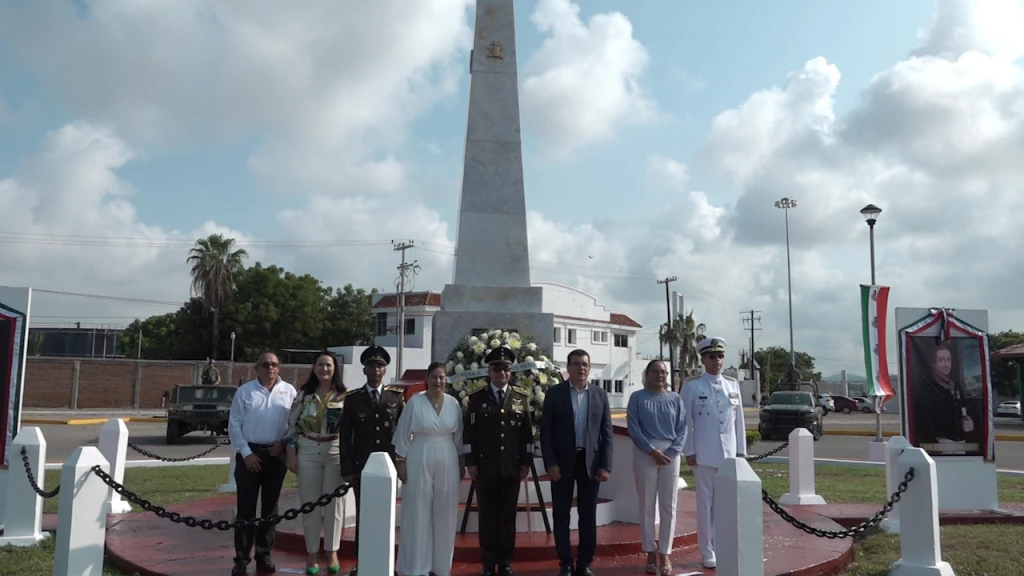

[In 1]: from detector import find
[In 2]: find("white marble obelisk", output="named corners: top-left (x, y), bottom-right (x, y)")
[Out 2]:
top-left (432, 0), bottom-right (554, 359)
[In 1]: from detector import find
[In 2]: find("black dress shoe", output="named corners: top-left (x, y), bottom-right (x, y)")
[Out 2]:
top-left (556, 567), bottom-right (573, 576)
top-left (499, 566), bottom-right (514, 576)
top-left (231, 564), bottom-right (247, 576)
top-left (575, 567), bottom-right (595, 576)
top-left (349, 567), bottom-right (358, 576)
top-left (255, 558), bottom-right (277, 574)
top-left (480, 567), bottom-right (496, 576)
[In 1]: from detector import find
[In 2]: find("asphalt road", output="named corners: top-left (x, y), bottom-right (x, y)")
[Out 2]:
top-left (28, 419), bottom-right (1024, 470)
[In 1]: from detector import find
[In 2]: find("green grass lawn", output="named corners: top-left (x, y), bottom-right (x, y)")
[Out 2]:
top-left (2, 463), bottom-right (1024, 574)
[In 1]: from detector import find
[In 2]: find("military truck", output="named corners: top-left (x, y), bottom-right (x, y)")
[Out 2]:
top-left (758, 390), bottom-right (824, 441)
top-left (165, 384), bottom-right (236, 444)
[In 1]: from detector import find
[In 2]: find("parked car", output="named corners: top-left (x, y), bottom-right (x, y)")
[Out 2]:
top-left (758, 390), bottom-right (824, 441)
top-left (165, 384), bottom-right (236, 444)
top-left (817, 394), bottom-right (835, 413)
top-left (830, 395), bottom-right (860, 414)
top-left (853, 396), bottom-right (888, 414)
top-left (996, 400), bottom-right (1022, 418)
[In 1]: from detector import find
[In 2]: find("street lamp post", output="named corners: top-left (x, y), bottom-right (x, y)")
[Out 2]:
top-left (774, 197), bottom-right (798, 387)
top-left (229, 331), bottom-right (236, 385)
top-left (861, 204), bottom-right (883, 442)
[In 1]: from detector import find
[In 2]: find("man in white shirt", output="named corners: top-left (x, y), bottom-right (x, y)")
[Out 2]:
top-left (681, 337), bottom-right (746, 570)
top-left (228, 351), bottom-right (297, 576)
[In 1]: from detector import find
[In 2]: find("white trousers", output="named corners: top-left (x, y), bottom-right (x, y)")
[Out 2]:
top-left (397, 436), bottom-right (461, 576)
top-left (692, 465), bottom-right (717, 561)
top-left (295, 436), bottom-right (344, 554)
top-left (632, 440), bottom-right (680, 554)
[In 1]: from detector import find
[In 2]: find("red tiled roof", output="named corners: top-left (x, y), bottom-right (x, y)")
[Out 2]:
top-left (555, 313), bottom-right (642, 329)
top-left (993, 343), bottom-right (1024, 359)
top-left (372, 292), bottom-right (442, 309)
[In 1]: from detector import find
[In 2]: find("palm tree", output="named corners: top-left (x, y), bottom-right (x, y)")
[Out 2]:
top-left (186, 234), bottom-right (248, 360)
top-left (660, 310), bottom-right (707, 391)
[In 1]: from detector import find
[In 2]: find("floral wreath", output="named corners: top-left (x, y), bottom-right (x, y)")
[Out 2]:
top-left (444, 328), bottom-right (561, 441)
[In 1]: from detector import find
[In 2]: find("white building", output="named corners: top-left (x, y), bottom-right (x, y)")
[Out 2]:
top-left (364, 282), bottom-right (656, 408)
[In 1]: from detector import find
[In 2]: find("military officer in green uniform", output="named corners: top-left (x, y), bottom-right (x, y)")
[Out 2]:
top-left (464, 346), bottom-right (533, 576)
top-left (339, 345), bottom-right (405, 576)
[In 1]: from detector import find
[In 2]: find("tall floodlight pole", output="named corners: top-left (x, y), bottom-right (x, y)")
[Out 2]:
top-left (861, 203), bottom-right (883, 442)
top-left (774, 197), bottom-right (798, 388)
top-left (657, 276), bottom-right (678, 388)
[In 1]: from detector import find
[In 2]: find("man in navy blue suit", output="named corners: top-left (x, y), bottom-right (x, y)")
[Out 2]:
top-left (540, 349), bottom-right (613, 576)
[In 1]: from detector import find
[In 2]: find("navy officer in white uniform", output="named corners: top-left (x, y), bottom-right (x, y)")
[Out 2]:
top-left (680, 336), bottom-right (746, 569)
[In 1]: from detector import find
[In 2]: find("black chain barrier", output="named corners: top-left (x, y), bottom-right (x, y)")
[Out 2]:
top-left (126, 440), bottom-right (228, 462)
top-left (762, 467), bottom-right (915, 539)
top-left (20, 446), bottom-right (59, 498)
top-left (745, 441), bottom-right (789, 462)
top-left (88, 466), bottom-right (351, 530)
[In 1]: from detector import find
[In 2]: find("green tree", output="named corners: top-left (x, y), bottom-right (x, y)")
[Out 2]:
top-left (990, 330), bottom-right (1024, 397)
top-left (186, 234), bottom-right (248, 360)
top-left (660, 310), bottom-right (707, 389)
top-left (322, 284), bottom-right (378, 348)
top-left (755, 345), bottom-right (821, 393)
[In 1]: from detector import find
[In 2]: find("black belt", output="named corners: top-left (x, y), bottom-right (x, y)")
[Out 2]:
top-left (248, 442), bottom-right (278, 451)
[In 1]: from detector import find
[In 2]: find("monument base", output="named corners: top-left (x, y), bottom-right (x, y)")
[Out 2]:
top-left (934, 457), bottom-right (998, 511)
top-left (867, 439), bottom-right (888, 463)
top-left (431, 284), bottom-right (554, 361)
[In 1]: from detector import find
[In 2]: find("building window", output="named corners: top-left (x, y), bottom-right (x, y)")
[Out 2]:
top-left (592, 331), bottom-right (608, 343)
top-left (567, 329), bottom-right (577, 345)
top-left (376, 313), bottom-right (388, 336)
top-left (602, 379), bottom-right (612, 393)
top-left (613, 334), bottom-right (628, 348)
top-left (614, 380), bottom-right (624, 394)
top-left (554, 327), bottom-right (562, 343)
top-left (405, 318), bottom-right (415, 335)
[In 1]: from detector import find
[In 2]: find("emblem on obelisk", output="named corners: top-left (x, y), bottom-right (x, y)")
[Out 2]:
top-left (486, 41), bottom-right (504, 60)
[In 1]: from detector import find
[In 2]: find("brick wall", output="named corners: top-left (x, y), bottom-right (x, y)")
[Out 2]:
top-left (22, 358), bottom-right (313, 409)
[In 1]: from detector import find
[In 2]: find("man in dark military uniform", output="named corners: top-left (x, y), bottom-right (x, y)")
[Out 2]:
top-left (339, 345), bottom-right (405, 576)
top-left (464, 346), bottom-right (533, 576)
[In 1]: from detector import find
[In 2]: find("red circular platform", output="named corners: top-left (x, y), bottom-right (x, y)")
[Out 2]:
top-left (105, 489), bottom-right (854, 576)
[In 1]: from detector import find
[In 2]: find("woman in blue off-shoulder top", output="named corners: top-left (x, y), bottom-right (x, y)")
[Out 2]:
top-left (626, 359), bottom-right (688, 576)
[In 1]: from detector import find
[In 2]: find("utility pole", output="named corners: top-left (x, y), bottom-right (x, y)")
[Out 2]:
top-left (657, 277), bottom-right (678, 388)
top-left (742, 310), bottom-right (762, 400)
top-left (393, 240), bottom-right (419, 384)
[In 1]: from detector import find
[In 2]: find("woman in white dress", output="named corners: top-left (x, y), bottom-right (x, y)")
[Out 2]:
top-left (393, 361), bottom-right (465, 576)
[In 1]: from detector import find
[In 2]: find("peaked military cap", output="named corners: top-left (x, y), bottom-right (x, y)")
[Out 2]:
top-left (696, 336), bottom-right (726, 356)
top-left (360, 345), bottom-right (391, 366)
top-left (485, 345), bottom-right (516, 365)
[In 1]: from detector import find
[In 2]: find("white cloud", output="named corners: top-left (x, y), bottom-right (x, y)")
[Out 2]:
top-left (645, 155), bottom-right (690, 191)
top-left (520, 0), bottom-right (657, 156)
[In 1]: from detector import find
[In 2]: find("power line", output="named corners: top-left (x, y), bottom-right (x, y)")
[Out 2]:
top-left (32, 289), bottom-right (181, 307)
top-left (742, 309), bottom-right (762, 396)
top-left (392, 240), bottom-right (419, 381)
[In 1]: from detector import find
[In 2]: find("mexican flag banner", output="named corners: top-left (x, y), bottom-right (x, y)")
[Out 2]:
top-left (861, 285), bottom-right (895, 406)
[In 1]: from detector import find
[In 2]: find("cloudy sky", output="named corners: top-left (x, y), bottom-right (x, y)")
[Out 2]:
top-left (2, 0), bottom-right (1022, 378)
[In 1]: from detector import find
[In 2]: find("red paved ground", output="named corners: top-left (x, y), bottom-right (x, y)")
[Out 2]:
top-left (103, 489), bottom-right (854, 576)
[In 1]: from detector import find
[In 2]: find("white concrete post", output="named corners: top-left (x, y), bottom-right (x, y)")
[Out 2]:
top-left (218, 452), bottom-right (237, 493)
top-left (890, 448), bottom-right (955, 576)
top-left (0, 427), bottom-right (49, 546)
top-left (714, 457), bottom-right (764, 576)
top-left (98, 418), bottom-right (132, 514)
top-left (880, 435), bottom-right (911, 534)
top-left (778, 428), bottom-right (825, 505)
top-left (358, 452), bottom-right (398, 576)
top-left (53, 446), bottom-right (111, 576)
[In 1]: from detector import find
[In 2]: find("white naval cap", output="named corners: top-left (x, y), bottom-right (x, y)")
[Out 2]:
top-left (696, 336), bottom-right (727, 356)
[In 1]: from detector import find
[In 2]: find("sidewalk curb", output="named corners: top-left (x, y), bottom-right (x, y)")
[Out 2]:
top-left (22, 417), bottom-right (169, 425)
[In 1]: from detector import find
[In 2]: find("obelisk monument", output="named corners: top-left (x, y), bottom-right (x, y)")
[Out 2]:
top-left (432, 0), bottom-right (555, 360)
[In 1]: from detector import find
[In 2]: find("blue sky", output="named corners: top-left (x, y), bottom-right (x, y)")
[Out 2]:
top-left (2, 0), bottom-right (1022, 377)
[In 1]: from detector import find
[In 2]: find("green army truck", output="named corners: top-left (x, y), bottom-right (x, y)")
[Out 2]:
top-left (165, 385), bottom-right (236, 444)
top-left (758, 390), bottom-right (824, 441)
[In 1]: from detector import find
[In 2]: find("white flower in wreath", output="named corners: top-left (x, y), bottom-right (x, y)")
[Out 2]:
top-left (478, 332), bottom-right (490, 341)
top-left (526, 342), bottom-right (537, 352)
top-left (540, 355), bottom-right (549, 363)
top-left (472, 342), bottom-right (486, 355)
top-left (508, 338), bottom-right (522, 350)
top-left (455, 364), bottom-right (465, 374)
top-left (470, 362), bottom-right (479, 370)
top-left (536, 391), bottom-right (546, 404)
top-left (501, 331), bottom-right (510, 340)
top-left (468, 336), bottom-right (479, 346)
top-left (445, 361), bottom-right (455, 372)
top-left (489, 338), bottom-right (501, 349)
top-left (539, 372), bottom-right (549, 384)
top-left (462, 397), bottom-right (470, 408)
top-left (459, 390), bottom-right (467, 398)
top-left (456, 351), bottom-right (464, 359)
top-left (525, 356), bottom-right (535, 363)
top-left (490, 330), bottom-right (501, 339)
